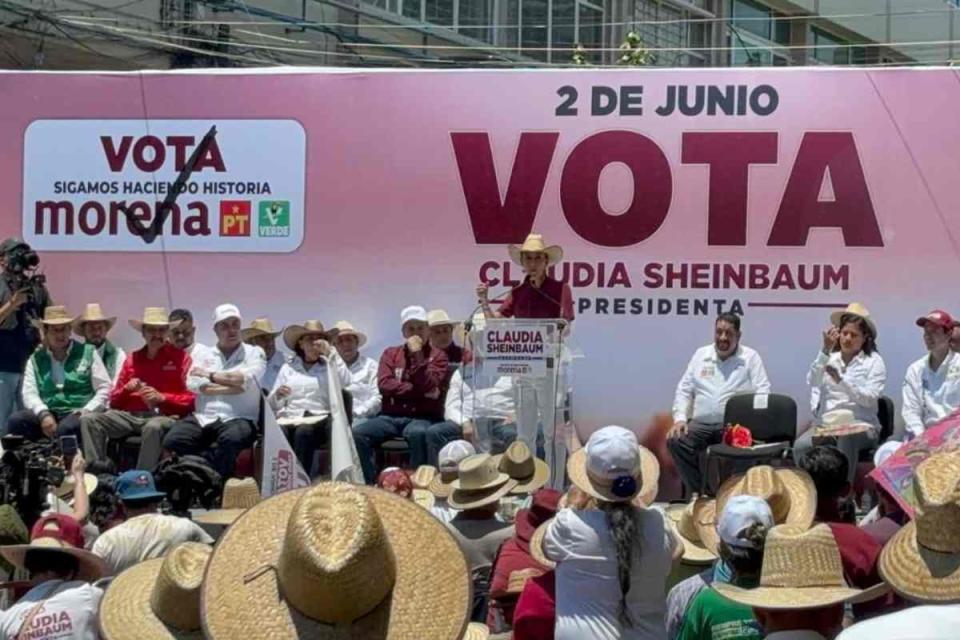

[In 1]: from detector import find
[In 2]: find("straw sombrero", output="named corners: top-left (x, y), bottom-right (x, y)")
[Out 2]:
top-left (32, 305), bottom-right (75, 328)
top-left (99, 542), bottom-right (211, 639)
top-left (431, 441), bottom-right (477, 499)
top-left (507, 568), bottom-right (545, 594)
top-left (1, 514), bottom-right (108, 582)
top-left (665, 499), bottom-right (717, 565)
top-left (567, 426), bottom-right (660, 505)
top-left (194, 478), bottom-right (261, 526)
top-left (72, 303), bottom-right (117, 336)
top-left (333, 320), bottom-right (368, 348)
top-left (412, 489), bottom-right (436, 511)
top-left (129, 307), bottom-right (182, 332)
top-left (715, 466), bottom-right (816, 536)
top-left (282, 320), bottom-right (338, 351)
top-left (54, 472), bottom-right (98, 500)
top-left (879, 452), bottom-right (960, 603)
top-left (463, 622), bottom-right (490, 640)
top-left (494, 442), bottom-right (550, 495)
top-left (448, 454), bottom-right (518, 510)
top-left (241, 317), bottom-right (282, 342)
top-left (529, 518), bottom-right (555, 569)
top-left (508, 233), bottom-right (563, 266)
top-left (829, 302), bottom-right (877, 337)
top-left (692, 499), bottom-right (721, 556)
top-left (201, 482), bottom-right (470, 639)
top-left (714, 523), bottom-right (884, 610)
top-left (411, 465), bottom-right (438, 491)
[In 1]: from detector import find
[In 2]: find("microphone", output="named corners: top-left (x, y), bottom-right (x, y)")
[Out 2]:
top-left (463, 283), bottom-right (521, 331)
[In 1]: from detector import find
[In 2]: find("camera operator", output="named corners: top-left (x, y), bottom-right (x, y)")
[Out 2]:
top-left (0, 238), bottom-right (52, 434)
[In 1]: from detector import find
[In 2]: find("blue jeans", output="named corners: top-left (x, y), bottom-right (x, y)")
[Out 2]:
top-left (0, 372), bottom-right (21, 436)
top-left (353, 415), bottom-right (461, 483)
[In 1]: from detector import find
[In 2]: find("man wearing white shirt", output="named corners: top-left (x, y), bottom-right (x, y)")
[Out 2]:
top-left (667, 313), bottom-right (771, 494)
top-left (902, 310), bottom-right (960, 440)
top-left (444, 359), bottom-right (516, 454)
top-left (241, 317), bottom-right (287, 392)
top-left (169, 308), bottom-right (204, 359)
top-left (162, 304), bottom-right (266, 478)
top-left (73, 303), bottom-right (126, 387)
top-left (8, 306), bottom-right (110, 444)
top-left (333, 320), bottom-right (381, 424)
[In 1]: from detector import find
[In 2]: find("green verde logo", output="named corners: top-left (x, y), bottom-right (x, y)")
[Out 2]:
top-left (258, 201), bottom-right (290, 237)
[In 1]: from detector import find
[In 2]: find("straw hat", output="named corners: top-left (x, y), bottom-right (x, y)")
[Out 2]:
top-left (830, 302), bottom-right (877, 337)
top-left (283, 320), bottom-right (338, 351)
top-left (72, 303), bottom-right (116, 336)
top-left (494, 441), bottom-right (550, 495)
top-left (129, 307), bottom-right (182, 332)
top-left (241, 317), bottom-right (281, 342)
top-left (430, 440), bottom-right (477, 499)
top-left (665, 499), bottom-right (717, 565)
top-left (412, 489), bottom-right (436, 511)
top-left (333, 320), bottom-right (368, 348)
top-left (567, 426), bottom-right (660, 505)
top-left (692, 499), bottom-right (720, 556)
top-left (506, 568), bottom-right (545, 594)
top-left (879, 452), bottom-right (960, 603)
top-left (194, 478), bottom-right (261, 526)
top-left (715, 466), bottom-right (816, 535)
top-left (201, 482), bottom-right (470, 639)
top-left (99, 542), bottom-right (211, 640)
top-left (34, 305), bottom-right (75, 327)
top-left (0, 505), bottom-right (28, 574)
top-left (529, 518), bottom-right (555, 569)
top-left (54, 472), bottom-right (98, 500)
top-left (463, 622), bottom-right (490, 640)
top-left (411, 465), bottom-right (438, 490)
top-left (714, 524), bottom-right (872, 610)
top-left (448, 454), bottom-right (518, 510)
top-left (427, 309), bottom-right (459, 328)
top-left (0, 514), bottom-right (108, 582)
top-left (508, 233), bottom-right (563, 266)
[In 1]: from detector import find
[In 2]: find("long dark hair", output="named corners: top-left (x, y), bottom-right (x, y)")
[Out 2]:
top-left (834, 314), bottom-right (877, 355)
top-left (598, 501), bottom-right (640, 627)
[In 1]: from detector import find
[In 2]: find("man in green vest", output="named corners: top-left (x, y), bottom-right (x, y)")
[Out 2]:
top-left (73, 303), bottom-right (126, 386)
top-left (7, 306), bottom-right (111, 443)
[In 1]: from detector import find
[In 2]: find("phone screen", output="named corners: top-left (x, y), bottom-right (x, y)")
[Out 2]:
top-left (60, 435), bottom-right (78, 457)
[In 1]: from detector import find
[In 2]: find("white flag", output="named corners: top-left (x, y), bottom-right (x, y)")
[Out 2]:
top-left (261, 403), bottom-right (310, 498)
top-left (327, 360), bottom-right (364, 484)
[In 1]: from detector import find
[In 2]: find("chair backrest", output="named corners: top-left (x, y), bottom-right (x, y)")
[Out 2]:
top-left (877, 395), bottom-right (895, 443)
top-left (723, 393), bottom-right (797, 443)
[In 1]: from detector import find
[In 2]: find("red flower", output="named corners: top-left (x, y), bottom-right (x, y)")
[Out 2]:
top-left (724, 424), bottom-right (754, 448)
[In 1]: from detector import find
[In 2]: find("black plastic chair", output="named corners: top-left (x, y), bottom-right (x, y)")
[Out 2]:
top-left (877, 395), bottom-right (895, 443)
top-left (701, 392), bottom-right (798, 495)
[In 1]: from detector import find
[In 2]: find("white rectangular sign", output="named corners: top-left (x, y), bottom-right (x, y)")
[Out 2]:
top-left (22, 119), bottom-right (306, 252)
top-left (478, 321), bottom-right (556, 379)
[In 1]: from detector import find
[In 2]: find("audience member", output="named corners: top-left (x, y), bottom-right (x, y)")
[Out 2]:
top-left (162, 304), bottom-right (265, 479)
top-left (512, 569), bottom-right (557, 640)
top-left (410, 465), bottom-right (439, 510)
top-left (193, 477), bottom-right (262, 528)
top-left (8, 305), bottom-right (110, 444)
top-left (714, 524), bottom-right (872, 640)
top-left (430, 439), bottom-right (477, 523)
top-left (332, 320), bottom-right (381, 425)
top-left (667, 313), bottom-right (771, 494)
top-left (903, 310), bottom-right (960, 440)
top-left (712, 465), bottom-right (816, 532)
top-left (428, 308), bottom-right (464, 365)
top-left (495, 441), bottom-right (549, 519)
top-left (859, 442), bottom-right (907, 545)
top-left (664, 499), bottom-right (719, 640)
top-left (445, 343), bottom-right (517, 454)
top-left (241, 317), bottom-right (286, 392)
top-left (797, 304), bottom-right (886, 478)
top-left (543, 425), bottom-right (677, 640)
top-left (168, 308), bottom-right (202, 358)
top-left (268, 320), bottom-right (350, 474)
top-left (82, 308), bottom-right (194, 471)
top-left (73, 303), bottom-right (125, 386)
top-left (353, 305), bottom-right (455, 483)
top-left (91, 470), bottom-right (212, 574)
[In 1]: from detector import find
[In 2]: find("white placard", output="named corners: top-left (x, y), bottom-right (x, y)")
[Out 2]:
top-left (753, 393), bottom-right (769, 410)
top-left (477, 322), bottom-right (554, 379)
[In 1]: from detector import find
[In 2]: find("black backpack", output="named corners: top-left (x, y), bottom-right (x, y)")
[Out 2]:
top-left (154, 454), bottom-right (223, 516)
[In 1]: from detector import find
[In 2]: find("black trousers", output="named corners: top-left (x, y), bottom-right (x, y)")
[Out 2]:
top-left (7, 409), bottom-right (82, 444)
top-left (161, 416), bottom-right (256, 479)
top-left (666, 420), bottom-right (722, 495)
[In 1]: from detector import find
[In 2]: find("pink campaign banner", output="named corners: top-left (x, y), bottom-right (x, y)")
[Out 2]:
top-left (1, 67), bottom-right (958, 437)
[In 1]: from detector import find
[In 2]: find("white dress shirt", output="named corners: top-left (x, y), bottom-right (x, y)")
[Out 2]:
top-left (0, 580), bottom-right (103, 640)
top-left (902, 350), bottom-right (960, 438)
top-left (808, 349), bottom-right (886, 429)
top-left (260, 350), bottom-right (288, 393)
top-left (836, 604), bottom-right (960, 640)
top-left (444, 366), bottom-right (515, 425)
top-left (672, 344), bottom-right (771, 424)
top-left (267, 353), bottom-right (351, 420)
top-left (97, 342), bottom-right (126, 387)
top-left (21, 341), bottom-right (111, 416)
top-left (187, 343), bottom-right (266, 426)
top-left (343, 354), bottom-right (381, 419)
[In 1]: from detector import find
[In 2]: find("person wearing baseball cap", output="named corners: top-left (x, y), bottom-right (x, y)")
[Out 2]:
top-left (332, 320), bottom-right (382, 425)
top-left (353, 305), bottom-right (454, 484)
top-left (161, 303), bottom-right (266, 479)
top-left (902, 309), bottom-right (960, 440)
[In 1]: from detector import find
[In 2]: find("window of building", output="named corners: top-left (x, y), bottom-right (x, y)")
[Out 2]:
top-left (577, 1), bottom-right (604, 63)
top-left (632, 0), bottom-right (706, 67)
top-left (731, 0), bottom-right (789, 45)
top-left (460, 0), bottom-right (493, 41)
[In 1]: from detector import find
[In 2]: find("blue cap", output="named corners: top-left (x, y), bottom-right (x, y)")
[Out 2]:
top-left (116, 470), bottom-right (166, 502)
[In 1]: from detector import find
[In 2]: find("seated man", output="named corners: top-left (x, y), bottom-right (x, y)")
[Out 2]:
top-left (168, 308), bottom-right (203, 359)
top-left (91, 469), bottom-right (212, 574)
top-left (8, 306), bottom-right (110, 443)
top-left (73, 302), bottom-right (125, 386)
top-left (667, 312), bottom-right (771, 494)
top-left (445, 349), bottom-right (516, 454)
top-left (333, 320), bottom-right (381, 425)
top-left (902, 310), bottom-right (960, 440)
top-left (82, 308), bottom-right (195, 472)
top-left (353, 305), bottom-right (455, 483)
top-left (428, 309), bottom-right (464, 365)
top-left (162, 304), bottom-right (265, 479)
top-left (241, 317), bottom-right (287, 392)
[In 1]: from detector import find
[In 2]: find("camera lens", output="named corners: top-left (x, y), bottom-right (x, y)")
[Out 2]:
top-left (24, 251), bottom-right (38, 269)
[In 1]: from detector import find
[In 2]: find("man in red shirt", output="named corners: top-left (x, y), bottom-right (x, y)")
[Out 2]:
top-left (353, 305), bottom-right (456, 483)
top-left (81, 307), bottom-right (194, 471)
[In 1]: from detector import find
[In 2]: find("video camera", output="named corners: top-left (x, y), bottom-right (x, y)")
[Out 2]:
top-left (3, 240), bottom-right (45, 293)
top-left (0, 435), bottom-right (66, 527)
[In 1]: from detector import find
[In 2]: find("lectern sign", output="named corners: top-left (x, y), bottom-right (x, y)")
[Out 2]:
top-left (477, 319), bottom-right (558, 379)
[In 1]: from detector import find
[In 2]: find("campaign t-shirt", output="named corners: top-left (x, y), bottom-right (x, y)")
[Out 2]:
top-left (676, 587), bottom-right (763, 640)
top-left (0, 580), bottom-right (102, 640)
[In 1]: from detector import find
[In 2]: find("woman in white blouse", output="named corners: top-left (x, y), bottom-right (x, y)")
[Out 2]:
top-left (796, 303), bottom-right (886, 480)
top-left (268, 321), bottom-right (351, 475)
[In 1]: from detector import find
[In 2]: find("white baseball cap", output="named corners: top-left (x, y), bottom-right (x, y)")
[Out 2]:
top-left (400, 305), bottom-right (428, 326)
top-left (213, 304), bottom-right (242, 326)
top-left (438, 440), bottom-right (476, 471)
top-left (718, 495), bottom-right (774, 549)
top-left (873, 440), bottom-right (901, 468)
top-left (585, 426), bottom-right (641, 483)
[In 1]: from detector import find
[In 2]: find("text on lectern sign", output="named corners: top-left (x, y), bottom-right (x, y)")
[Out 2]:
top-left (477, 321), bottom-right (557, 379)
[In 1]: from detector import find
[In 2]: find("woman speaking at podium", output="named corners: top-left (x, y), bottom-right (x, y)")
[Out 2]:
top-left (476, 233), bottom-right (574, 490)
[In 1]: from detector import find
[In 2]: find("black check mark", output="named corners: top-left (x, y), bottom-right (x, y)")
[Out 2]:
top-left (119, 125), bottom-right (218, 244)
